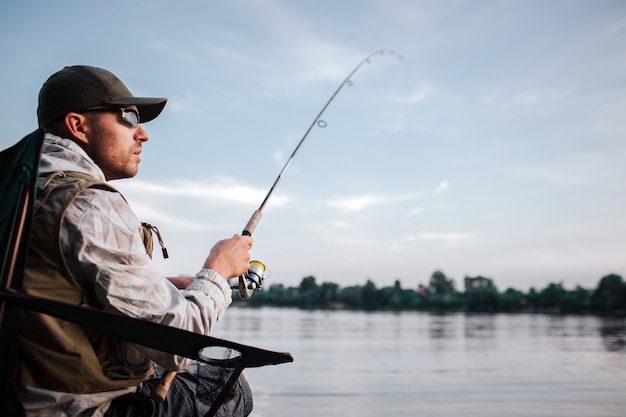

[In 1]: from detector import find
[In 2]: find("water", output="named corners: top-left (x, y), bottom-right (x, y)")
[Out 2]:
top-left (212, 308), bottom-right (626, 417)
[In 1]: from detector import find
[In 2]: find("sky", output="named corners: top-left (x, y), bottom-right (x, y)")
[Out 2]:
top-left (1, 0), bottom-right (625, 292)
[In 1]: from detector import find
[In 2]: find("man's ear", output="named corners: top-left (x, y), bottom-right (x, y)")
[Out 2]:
top-left (64, 112), bottom-right (90, 146)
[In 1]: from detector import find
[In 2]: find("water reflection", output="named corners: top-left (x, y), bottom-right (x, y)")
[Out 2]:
top-left (298, 314), bottom-right (317, 339)
top-left (216, 308), bottom-right (626, 417)
top-left (221, 308), bottom-right (626, 355)
top-left (600, 317), bottom-right (626, 352)
top-left (428, 314), bottom-right (454, 339)
top-left (427, 314), bottom-right (458, 355)
top-left (464, 314), bottom-right (497, 352)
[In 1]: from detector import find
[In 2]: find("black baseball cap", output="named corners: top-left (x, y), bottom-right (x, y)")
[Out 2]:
top-left (37, 65), bottom-right (167, 128)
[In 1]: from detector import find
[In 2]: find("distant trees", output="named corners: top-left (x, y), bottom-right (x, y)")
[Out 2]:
top-left (498, 288), bottom-right (526, 312)
top-left (429, 271), bottom-right (455, 295)
top-left (240, 271), bottom-right (626, 315)
top-left (591, 274), bottom-right (626, 312)
top-left (464, 276), bottom-right (498, 312)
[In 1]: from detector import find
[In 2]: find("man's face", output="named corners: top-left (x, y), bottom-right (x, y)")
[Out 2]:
top-left (83, 106), bottom-right (150, 180)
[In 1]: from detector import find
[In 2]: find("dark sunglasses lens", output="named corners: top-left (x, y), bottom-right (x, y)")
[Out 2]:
top-left (121, 109), bottom-right (140, 127)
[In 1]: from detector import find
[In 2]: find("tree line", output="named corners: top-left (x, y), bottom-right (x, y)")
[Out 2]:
top-left (235, 271), bottom-right (626, 315)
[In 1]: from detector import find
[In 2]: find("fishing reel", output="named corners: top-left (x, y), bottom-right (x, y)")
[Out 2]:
top-left (231, 260), bottom-right (270, 300)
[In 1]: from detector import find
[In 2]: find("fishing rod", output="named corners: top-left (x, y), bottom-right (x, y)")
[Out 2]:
top-left (235, 49), bottom-right (403, 300)
top-left (151, 49), bottom-right (402, 403)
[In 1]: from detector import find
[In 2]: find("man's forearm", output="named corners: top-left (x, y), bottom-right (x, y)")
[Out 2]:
top-left (167, 276), bottom-right (193, 289)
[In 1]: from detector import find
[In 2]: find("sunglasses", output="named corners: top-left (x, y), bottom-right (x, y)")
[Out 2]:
top-left (81, 107), bottom-right (140, 128)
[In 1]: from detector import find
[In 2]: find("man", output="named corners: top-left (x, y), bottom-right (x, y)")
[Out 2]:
top-left (16, 65), bottom-right (254, 417)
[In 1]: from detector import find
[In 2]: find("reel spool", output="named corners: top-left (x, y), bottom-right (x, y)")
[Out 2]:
top-left (234, 260), bottom-right (269, 300)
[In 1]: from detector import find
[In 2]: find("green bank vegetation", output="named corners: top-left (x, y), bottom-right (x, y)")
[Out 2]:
top-left (235, 272), bottom-right (626, 314)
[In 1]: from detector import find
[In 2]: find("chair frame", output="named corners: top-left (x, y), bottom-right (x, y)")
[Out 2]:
top-left (0, 130), bottom-right (292, 417)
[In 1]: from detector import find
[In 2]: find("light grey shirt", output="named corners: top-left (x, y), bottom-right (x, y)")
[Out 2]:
top-left (20, 133), bottom-right (233, 417)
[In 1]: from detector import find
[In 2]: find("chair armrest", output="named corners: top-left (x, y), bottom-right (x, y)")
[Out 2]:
top-left (1, 289), bottom-right (293, 368)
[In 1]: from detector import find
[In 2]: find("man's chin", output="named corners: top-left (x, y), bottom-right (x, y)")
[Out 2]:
top-left (107, 169), bottom-right (139, 181)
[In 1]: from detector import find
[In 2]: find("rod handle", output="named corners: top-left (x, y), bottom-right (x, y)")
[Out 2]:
top-left (150, 370), bottom-right (177, 402)
top-left (242, 210), bottom-right (262, 236)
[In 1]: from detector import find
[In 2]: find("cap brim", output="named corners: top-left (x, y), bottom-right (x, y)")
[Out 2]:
top-left (108, 97), bottom-right (167, 123)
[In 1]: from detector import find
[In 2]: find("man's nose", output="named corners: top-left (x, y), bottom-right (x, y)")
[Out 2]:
top-left (135, 124), bottom-right (150, 142)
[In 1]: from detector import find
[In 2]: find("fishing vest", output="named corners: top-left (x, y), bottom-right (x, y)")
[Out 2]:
top-left (18, 171), bottom-right (157, 393)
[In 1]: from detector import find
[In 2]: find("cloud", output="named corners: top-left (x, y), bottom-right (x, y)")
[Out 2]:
top-left (126, 201), bottom-right (209, 231)
top-left (408, 207), bottom-right (423, 217)
top-left (386, 84), bottom-right (433, 104)
top-left (408, 232), bottom-right (474, 246)
top-left (198, 2), bottom-right (369, 89)
top-left (434, 180), bottom-right (449, 195)
top-left (482, 86), bottom-right (572, 117)
top-left (512, 166), bottom-right (586, 186)
top-left (326, 194), bottom-right (413, 212)
top-left (115, 178), bottom-right (288, 207)
top-left (603, 18), bottom-right (626, 36)
top-left (272, 132), bottom-right (304, 170)
top-left (506, 89), bottom-right (566, 108)
top-left (334, 237), bottom-right (374, 246)
top-left (331, 220), bottom-right (352, 229)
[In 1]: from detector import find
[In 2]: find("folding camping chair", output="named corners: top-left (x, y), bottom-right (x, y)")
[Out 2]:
top-left (0, 129), bottom-right (293, 417)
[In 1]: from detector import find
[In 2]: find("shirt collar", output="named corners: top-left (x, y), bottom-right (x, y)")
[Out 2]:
top-left (39, 132), bottom-right (107, 181)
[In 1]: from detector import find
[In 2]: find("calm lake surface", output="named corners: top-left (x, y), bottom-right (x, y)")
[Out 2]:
top-left (212, 307), bottom-right (626, 417)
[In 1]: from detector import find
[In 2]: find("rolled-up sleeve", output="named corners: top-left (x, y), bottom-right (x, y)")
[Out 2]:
top-left (62, 187), bottom-right (231, 368)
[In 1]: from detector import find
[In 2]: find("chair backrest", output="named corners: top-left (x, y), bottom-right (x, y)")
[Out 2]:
top-left (0, 129), bottom-right (42, 292)
top-left (0, 129), bottom-right (43, 417)
top-left (0, 130), bottom-right (292, 417)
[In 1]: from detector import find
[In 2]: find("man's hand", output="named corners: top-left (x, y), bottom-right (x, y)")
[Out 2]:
top-left (203, 234), bottom-right (253, 279)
